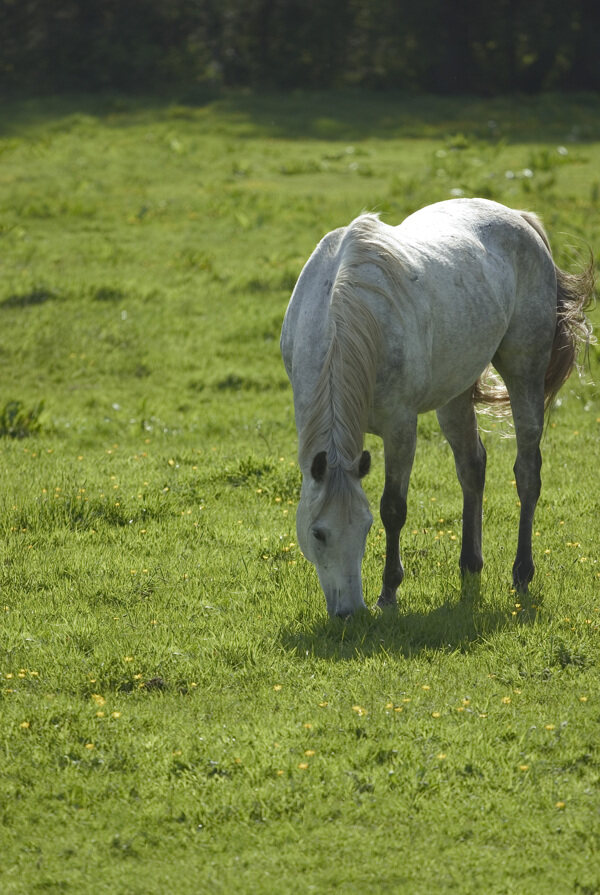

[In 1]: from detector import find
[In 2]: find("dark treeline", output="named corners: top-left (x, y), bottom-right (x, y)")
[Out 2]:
top-left (2, 0), bottom-right (599, 96)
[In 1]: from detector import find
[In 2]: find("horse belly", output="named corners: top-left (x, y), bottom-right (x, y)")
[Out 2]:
top-left (427, 305), bottom-right (509, 407)
top-left (376, 259), bottom-right (514, 415)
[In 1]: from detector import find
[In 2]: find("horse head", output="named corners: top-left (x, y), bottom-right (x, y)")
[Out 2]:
top-left (296, 450), bottom-right (373, 618)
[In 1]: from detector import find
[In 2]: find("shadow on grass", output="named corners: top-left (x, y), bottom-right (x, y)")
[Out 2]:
top-left (3, 90), bottom-right (600, 143)
top-left (1, 288), bottom-right (59, 310)
top-left (281, 578), bottom-right (541, 660)
top-left (216, 90), bottom-right (600, 142)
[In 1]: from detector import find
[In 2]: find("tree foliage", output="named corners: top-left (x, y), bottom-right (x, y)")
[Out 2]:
top-left (1, 0), bottom-right (599, 94)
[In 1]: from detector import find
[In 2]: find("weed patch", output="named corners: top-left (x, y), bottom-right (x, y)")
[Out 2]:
top-left (0, 400), bottom-right (45, 438)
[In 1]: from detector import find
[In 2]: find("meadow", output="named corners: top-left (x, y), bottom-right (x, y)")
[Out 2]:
top-left (1, 90), bottom-right (599, 893)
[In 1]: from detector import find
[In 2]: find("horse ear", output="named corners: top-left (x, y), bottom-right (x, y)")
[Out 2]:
top-left (358, 450), bottom-right (371, 478)
top-left (311, 451), bottom-right (327, 482)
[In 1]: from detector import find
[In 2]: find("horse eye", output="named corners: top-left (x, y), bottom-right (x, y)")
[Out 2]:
top-left (312, 527), bottom-right (326, 544)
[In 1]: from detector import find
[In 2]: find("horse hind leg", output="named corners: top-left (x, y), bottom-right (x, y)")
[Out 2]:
top-left (436, 390), bottom-right (487, 579)
top-left (509, 387), bottom-right (545, 591)
top-left (493, 362), bottom-right (546, 591)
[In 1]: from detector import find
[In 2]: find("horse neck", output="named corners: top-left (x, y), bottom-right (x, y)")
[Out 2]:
top-left (299, 280), bottom-right (380, 473)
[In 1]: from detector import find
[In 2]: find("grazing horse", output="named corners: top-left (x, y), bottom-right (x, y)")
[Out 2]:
top-left (281, 199), bottom-right (594, 618)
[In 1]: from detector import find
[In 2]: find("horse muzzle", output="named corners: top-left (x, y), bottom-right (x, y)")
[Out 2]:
top-left (324, 580), bottom-right (366, 619)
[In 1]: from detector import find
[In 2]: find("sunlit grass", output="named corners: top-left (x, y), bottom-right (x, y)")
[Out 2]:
top-left (0, 91), bottom-right (599, 894)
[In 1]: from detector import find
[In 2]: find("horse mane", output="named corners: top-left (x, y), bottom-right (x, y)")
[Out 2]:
top-left (299, 214), bottom-right (401, 504)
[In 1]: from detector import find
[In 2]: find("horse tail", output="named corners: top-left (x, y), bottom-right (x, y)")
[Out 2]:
top-left (543, 254), bottom-right (595, 410)
top-left (472, 368), bottom-right (511, 411)
top-left (473, 211), bottom-right (595, 415)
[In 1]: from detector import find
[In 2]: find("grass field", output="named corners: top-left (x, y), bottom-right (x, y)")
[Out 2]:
top-left (1, 91), bottom-right (599, 894)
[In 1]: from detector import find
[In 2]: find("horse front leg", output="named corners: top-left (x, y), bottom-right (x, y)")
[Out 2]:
top-left (376, 421), bottom-right (417, 608)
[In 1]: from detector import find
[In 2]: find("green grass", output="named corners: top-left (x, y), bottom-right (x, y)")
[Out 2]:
top-left (1, 91), bottom-right (599, 894)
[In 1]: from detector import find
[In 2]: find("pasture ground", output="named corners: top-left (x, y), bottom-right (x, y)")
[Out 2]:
top-left (1, 91), bottom-right (599, 893)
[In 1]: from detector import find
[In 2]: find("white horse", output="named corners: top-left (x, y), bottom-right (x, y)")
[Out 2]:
top-left (281, 198), bottom-right (593, 618)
